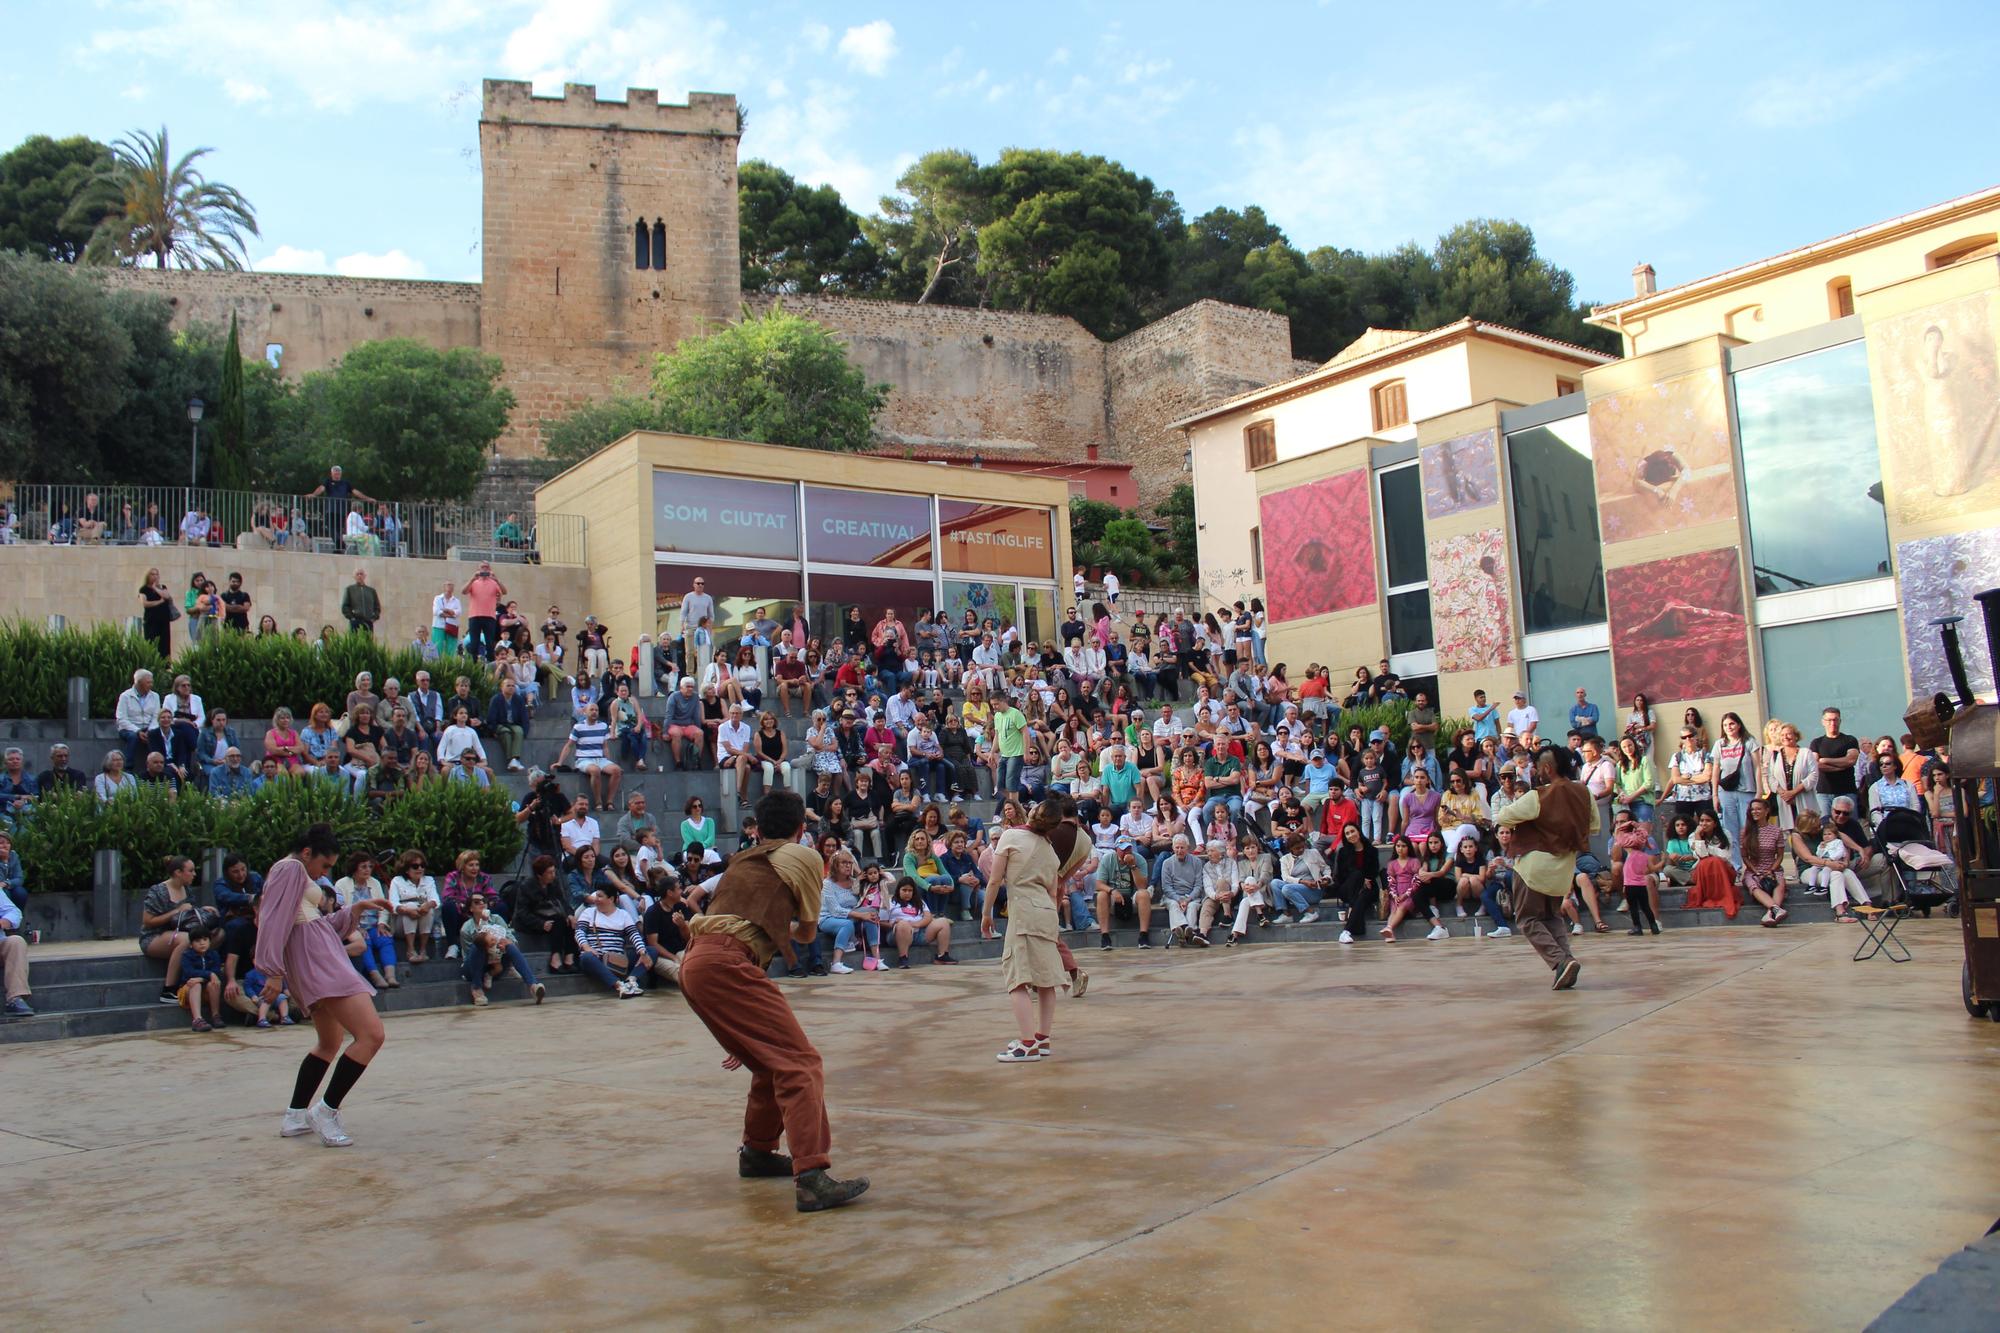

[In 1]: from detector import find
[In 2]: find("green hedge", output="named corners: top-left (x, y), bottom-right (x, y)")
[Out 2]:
top-left (11, 777), bottom-right (523, 894)
top-left (0, 620), bottom-right (493, 722)
top-left (0, 621), bottom-right (169, 719)
top-left (1331, 699), bottom-right (1468, 753)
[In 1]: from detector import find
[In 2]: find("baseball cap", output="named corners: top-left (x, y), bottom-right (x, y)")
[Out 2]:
top-left (1309, 747), bottom-right (1325, 759)
top-left (1512, 690), bottom-right (1526, 699)
top-left (1115, 835), bottom-right (1135, 851)
top-left (1370, 728), bottom-right (1389, 741)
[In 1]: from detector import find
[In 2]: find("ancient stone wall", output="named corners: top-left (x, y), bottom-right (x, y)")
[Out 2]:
top-left (92, 268), bottom-right (480, 379)
top-left (1106, 300), bottom-right (1299, 511)
top-left (742, 293), bottom-right (1112, 462)
top-left (479, 80), bottom-right (741, 456)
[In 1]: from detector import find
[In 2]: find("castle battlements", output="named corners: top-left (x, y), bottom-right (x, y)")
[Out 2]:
top-left (480, 79), bottom-right (737, 136)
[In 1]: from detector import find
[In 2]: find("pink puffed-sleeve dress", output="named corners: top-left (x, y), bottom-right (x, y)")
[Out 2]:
top-left (253, 857), bottom-right (375, 1008)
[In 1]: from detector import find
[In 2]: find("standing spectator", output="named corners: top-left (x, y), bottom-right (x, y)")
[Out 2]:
top-left (1505, 690), bottom-right (1540, 743)
top-left (1467, 688), bottom-right (1499, 743)
top-left (1102, 570), bottom-right (1121, 606)
top-left (1809, 707), bottom-right (1861, 819)
top-left (341, 568), bottom-right (381, 636)
top-left (680, 577), bottom-right (716, 677)
top-left (462, 561), bottom-right (507, 660)
top-left (430, 580), bottom-right (462, 657)
top-left (137, 570), bottom-right (175, 656)
top-left (183, 573), bottom-right (217, 643)
top-left (218, 571), bottom-right (252, 632)
top-left (1569, 687), bottom-right (1600, 739)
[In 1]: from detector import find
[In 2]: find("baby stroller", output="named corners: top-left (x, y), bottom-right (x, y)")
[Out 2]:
top-left (1870, 805), bottom-right (1959, 917)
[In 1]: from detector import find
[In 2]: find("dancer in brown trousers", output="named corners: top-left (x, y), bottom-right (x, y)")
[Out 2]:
top-left (1495, 744), bottom-right (1599, 990)
top-left (682, 788), bottom-right (869, 1212)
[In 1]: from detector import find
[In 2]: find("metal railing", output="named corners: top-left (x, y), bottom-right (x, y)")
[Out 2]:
top-left (0, 484), bottom-right (586, 567)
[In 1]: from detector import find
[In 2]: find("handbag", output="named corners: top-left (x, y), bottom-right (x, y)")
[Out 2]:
top-left (1719, 756), bottom-right (1741, 792)
top-left (166, 597), bottom-right (182, 621)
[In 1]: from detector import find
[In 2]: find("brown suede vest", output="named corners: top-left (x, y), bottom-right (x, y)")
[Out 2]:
top-left (703, 844), bottom-right (795, 958)
top-left (1509, 778), bottom-right (1592, 857)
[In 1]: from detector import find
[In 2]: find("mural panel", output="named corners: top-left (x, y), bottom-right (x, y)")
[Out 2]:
top-left (1258, 470), bottom-right (1376, 622)
top-left (1897, 529), bottom-right (2000, 698)
top-left (1606, 548), bottom-right (1752, 702)
top-left (1870, 290), bottom-right (2000, 525)
top-left (1588, 370), bottom-right (1737, 543)
top-left (1420, 428), bottom-right (1499, 519)
top-left (1429, 527), bottom-right (1515, 670)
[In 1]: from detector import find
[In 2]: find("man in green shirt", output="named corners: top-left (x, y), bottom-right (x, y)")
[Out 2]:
top-left (340, 568), bottom-right (381, 636)
top-left (1202, 752), bottom-right (1244, 828)
top-left (1406, 691), bottom-right (1439, 749)
top-left (1100, 745), bottom-right (1141, 810)
top-left (993, 700), bottom-right (1027, 797)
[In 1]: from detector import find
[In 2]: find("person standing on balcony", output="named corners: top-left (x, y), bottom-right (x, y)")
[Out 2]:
top-left (430, 581), bottom-right (462, 658)
top-left (306, 466), bottom-right (376, 542)
top-left (463, 562), bottom-right (507, 661)
top-left (681, 576), bottom-right (716, 679)
top-left (341, 568), bottom-right (381, 636)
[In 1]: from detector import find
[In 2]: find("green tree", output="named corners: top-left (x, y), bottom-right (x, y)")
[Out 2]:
top-left (541, 391), bottom-right (665, 467)
top-left (276, 339), bottom-right (513, 499)
top-left (650, 305), bottom-right (887, 453)
top-left (0, 251), bottom-right (139, 479)
top-left (69, 126), bottom-right (258, 269)
top-left (738, 160), bottom-right (880, 295)
top-left (0, 134), bottom-right (112, 261)
top-left (209, 312), bottom-right (251, 490)
top-left (1417, 219), bottom-right (1617, 354)
top-left (1157, 483), bottom-right (1197, 578)
top-left (1165, 205), bottom-right (1289, 311)
top-left (865, 149), bottom-right (989, 305)
top-left (1068, 496), bottom-right (1120, 547)
top-left (976, 149), bottom-right (1180, 337)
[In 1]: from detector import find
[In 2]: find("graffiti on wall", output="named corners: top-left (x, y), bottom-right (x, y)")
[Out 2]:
top-left (1258, 469), bottom-right (1376, 622)
top-left (1607, 547), bottom-right (1752, 702)
top-left (1589, 370), bottom-right (1738, 543)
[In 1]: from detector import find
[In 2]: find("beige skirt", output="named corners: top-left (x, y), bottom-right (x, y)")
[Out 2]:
top-left (999, 886), bottom-right (1066, 991)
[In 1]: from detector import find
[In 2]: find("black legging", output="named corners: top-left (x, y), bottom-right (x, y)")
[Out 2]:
top-left (1625, 879), bottom-right (1660, 931)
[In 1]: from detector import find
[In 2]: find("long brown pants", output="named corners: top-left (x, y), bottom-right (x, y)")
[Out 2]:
top-left (1, 934), bottom-right (27, 1000)
top-left (681, 934), bottom-right (831, 1173)
top-left (1513, 884), bottom-right (1574, 973)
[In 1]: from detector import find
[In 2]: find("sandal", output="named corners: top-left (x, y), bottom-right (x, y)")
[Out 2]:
top-left (1593, 923), bottom-right (1611, 933)
top-left (996, 1039), bottom-right (1043, 1063)
top-left (1834, 911), bottom-right (1859, 923)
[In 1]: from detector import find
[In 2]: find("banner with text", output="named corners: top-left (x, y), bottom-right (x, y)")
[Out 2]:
top-left (938, 500), bottom-right (1055, 578)
top-left (804, 486), bottom-right (933, 569)
top-left (652, 470), bottom-right (799, 561)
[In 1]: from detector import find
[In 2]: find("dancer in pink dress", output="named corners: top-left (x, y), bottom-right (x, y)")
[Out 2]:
top-left (255, 824), bottom-right (391, 1147)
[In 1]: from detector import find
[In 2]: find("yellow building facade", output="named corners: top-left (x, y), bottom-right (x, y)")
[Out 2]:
top-left (536, 434), bottom-right (1073, 662)
top-left (1180, 185), bottom-right (2000, 746)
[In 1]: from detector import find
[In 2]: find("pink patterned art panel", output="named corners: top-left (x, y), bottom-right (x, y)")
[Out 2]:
top-left (1429, 527), bottom-right (1514, 671)
top-left (1606, 547), bottom-right (1753, 703)
top-left (1259, 470), bottom-right (1377, 623)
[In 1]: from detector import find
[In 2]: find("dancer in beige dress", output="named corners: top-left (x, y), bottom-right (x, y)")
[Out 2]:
top-left (982, 798), bottom-right (1093, 1063)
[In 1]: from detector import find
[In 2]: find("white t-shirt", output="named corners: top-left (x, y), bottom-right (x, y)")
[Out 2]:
top-left (431, 593), bottom-right (461, 632)
top-left (1506, 705), bottom-right (1540, 735)
top-left (437, 723), bottom-right (485, 765)
top-left (1103, 572), bottom-right (1121, 597)
top-left (560, 815), bottom-right (601, 849)
top-left (716, 719), bottom-right (753, 758)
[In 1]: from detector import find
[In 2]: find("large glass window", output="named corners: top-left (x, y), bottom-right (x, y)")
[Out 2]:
top-left (1020, 586), bottom-right (1057, 648)
top-left (938, 501), bottom-right (1055, 578)
top-left (653, 470), bottom-right (799, 561)
top-left (1526, 651), bottom-right (1615, 738)
top-left (1732, 341), bottom-right (1890, 593)
top-left (804, 486), bottom-right (932, 569)
top-left (941, 580), bottom-right (1016, 640)
top-left (1761, 610), bottom-right (1905, 741)
top-left (655, 563), bottom-right (803, 659)
top-left (1507, 413), bottom-right (1606, 634)
top-left (807, 573), bottom-right (935, 659)
top-left (1377, 463), bottom-right (1432, 654)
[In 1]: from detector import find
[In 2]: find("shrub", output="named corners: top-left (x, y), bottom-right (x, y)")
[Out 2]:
top-left (1332, 699), bottom-right (1468, 753)
top-left (174, 629), bottom-right (491, 725)
top-left (98, 782), bottom-right (219, 890)
top-left (376, 778), bottom-right (526, 872)
top-left (0, 620), bottom-right (167, 719)
top-left (213, 775), bottom-right (375, 873)
top-left (10, 784), bottom-right (99, 894)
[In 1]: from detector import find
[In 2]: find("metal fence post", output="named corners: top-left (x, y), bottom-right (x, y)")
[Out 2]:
top-left (637, 640), bottom-right (656, 697)
top-left (93, 848), bottom-right (123, 940)
top-left (67, 676), bottom-right (89, 736)
top-left (203, 847), bottom-right (228, 898)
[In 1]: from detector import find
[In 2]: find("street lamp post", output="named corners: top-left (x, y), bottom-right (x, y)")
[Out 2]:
top-left (186, 396), bottom-right (205, 489)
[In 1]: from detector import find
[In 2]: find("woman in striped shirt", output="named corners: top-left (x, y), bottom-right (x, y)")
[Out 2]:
top-left (574, 886), bottom-right (648, 998)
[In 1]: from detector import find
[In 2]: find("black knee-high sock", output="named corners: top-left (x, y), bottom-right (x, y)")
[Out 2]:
top-left (291, 1052), bottom-right (331, 1111)
top-left (321, 1054), bottom-right (369, 1109)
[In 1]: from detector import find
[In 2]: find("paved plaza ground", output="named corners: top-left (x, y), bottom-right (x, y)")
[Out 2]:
top-left (6, 921), bottom-right (1997, 1330)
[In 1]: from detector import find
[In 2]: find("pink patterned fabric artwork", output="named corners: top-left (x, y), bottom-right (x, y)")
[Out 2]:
top-left (1259, 470), bottom-right (1376, 622)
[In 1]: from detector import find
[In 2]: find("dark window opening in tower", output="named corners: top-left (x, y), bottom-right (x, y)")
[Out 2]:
top-left (634, 221), bottom-right (650, 269)
top-left (651, 220), bottom-right (666, 271)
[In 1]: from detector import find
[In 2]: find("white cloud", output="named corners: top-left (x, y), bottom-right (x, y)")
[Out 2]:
top-left (836, 20), bottom-right (897, 77)
top-left (253, 245), bottom-right (331, 272)
top-left (765, 77), bottom-right (788, 99)
top-left (1744, 58), bottom-right (1919, 130)
top-left (499, 0), bottom-right (740, 101)
top-left (224, 78), bottom-right (269, 104)
top-left (1049, 46), bottom-right (1070, 65)
top-left (801, 21), bottom-right (831, 53)
top-left (335, 248), bottom-right (428, 278)
top-left (120, 83), bottom-right (147, 100)
top-left (746, 78), bottom-right (903, 212)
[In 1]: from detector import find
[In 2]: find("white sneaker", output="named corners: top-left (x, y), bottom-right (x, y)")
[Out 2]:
top-left (829, 962), bottom-right (853, 974)
top-left (1337, 930), bottom-right (1354, 944)
top-left (1297, 911), bottom-right (1320, 925)
top-left (1570, 922), bottom-right (1582, 935)
top-left (1426, 925), bottom-right (1450, 941)
top-left (309, 1102), bottom-right (353, 1147)
top-left (618, 977), bottom-right (642, 997)
top-left (280, 1107), bottom-right (313, 1138)
top-left (1489, 926), bottom-right (1513, 937)
top-left (1454, 905), bottom-right (1468, 917)
top-left (445, 945), bottom-right (460, 960)
top-left (507, 759), bottom-right (524, 772)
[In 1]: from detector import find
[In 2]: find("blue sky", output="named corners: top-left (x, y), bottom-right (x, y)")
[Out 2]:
top-left (3, 1), bottom-right (1993, 309)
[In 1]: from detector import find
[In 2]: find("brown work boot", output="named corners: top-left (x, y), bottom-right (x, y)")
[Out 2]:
top-left (795, 1168), bottom-right (871, 1213)
top-left (738, 1146), bottom-right (793, 1178)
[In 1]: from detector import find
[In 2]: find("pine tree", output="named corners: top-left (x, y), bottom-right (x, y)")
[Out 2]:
top-left (212, 312), bottom-right (249, 490)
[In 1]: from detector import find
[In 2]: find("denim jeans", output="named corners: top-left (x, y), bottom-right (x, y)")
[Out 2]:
top-left (1066, 887), bottom-right (1097, 931)
top-left (1203, 795), bottom-right (1244, 827)
top-left (1480, 874), bottom-right (1513, 929)
top-left (1717, 789), bottom-right (1753, 868)
top-left (917, 874), bottom-right (955, 916)
top-left (998, 755), bottom-right (1023, 796)
top-left (352, 929), bottom-right (397, 975)
top-left (1358, 799), bottom-right (1386, 842)
top-left (1273, 880), bottom-right (1322, 915)
top-left (462, 941), bottom-right (538, 990)
top-left (576, 949), bottom-right (636, 993)
top-left (620, 729), bottom-right (648, 764)
top-left (820, 918), bottom-right (880, 954)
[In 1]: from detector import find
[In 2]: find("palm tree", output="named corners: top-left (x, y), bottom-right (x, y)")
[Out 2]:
top-left (69, 126), bottom-right (258, 269)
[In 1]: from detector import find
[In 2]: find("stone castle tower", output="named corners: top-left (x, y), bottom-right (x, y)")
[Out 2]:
top-left (478, 79), bottom-right (741, 449)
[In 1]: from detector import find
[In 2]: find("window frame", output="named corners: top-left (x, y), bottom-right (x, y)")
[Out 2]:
top-left (1373, 458), bottom-right (1434, 674)
top-left (1371, 379), bottom-right (1409, 433)
top-left (1243, 419), bottom-right (1277, 470)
